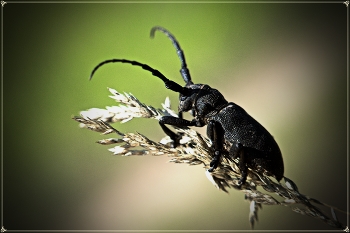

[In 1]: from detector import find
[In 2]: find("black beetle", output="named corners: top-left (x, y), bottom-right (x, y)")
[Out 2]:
top-left (90, 26), bottom-right (284, 185)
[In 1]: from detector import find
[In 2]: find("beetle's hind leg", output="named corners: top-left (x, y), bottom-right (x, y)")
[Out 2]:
top-left (230, 142), bottom-right (248, 186)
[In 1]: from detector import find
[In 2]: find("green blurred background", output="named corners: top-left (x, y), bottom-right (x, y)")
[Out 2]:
top-left (2, 2), bottom-right (347, 231)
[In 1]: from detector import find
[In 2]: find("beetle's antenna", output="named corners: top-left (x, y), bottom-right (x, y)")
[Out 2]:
top-left (90, 59), bottom-right (185, 94)
top-left (150, 26), bottom-right (193, 86)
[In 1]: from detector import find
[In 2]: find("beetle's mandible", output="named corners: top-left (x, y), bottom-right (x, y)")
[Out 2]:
top-left (90, 26), bottom-right (284, 185)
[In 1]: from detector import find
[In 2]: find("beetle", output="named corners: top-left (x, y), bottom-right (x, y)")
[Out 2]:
top-left (90, 26), bottom-right (284, 185)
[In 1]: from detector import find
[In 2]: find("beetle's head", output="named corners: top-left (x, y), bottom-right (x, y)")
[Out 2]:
top-left (177, 84), bottom-right (202, 114)
top-left (178, 84), bottom-right (228, 118)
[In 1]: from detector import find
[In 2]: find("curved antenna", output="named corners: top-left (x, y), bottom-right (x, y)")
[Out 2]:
top-left (90, 59), bottom-right (185, 94)
top-left (150, 26), bottom-right (193, 86)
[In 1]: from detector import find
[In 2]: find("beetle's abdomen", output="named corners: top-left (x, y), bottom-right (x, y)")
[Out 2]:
top-left (209, 102), bottom-right (284, 181)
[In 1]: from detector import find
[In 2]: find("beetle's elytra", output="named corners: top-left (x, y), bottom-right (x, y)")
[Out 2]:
top-left (90, 26), bottom-right (284, 185)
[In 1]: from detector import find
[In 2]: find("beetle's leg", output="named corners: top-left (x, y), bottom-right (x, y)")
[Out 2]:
top-left (207, 120), bottom-right (224, 172)
top-left (159, 116), bottom-right (198, 147)
top-left (159, 123), bottom-right (181, 148)
top-left (230, 142), bottom-right (247, 185)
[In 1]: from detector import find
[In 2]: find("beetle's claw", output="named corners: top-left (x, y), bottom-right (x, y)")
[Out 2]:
top-left (170, 134), bottom-right (182, 148)
top-left (208, 157), bottom-right (219, 172)
top-left (237, 173), bottom-right (247, 186)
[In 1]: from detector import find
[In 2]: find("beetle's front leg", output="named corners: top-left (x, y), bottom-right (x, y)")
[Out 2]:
top-left (159, 116), bottom-right (202, 147)
top-left (207, 120), bottom-right (224, 172)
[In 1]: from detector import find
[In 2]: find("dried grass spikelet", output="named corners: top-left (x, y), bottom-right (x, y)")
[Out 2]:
top-left (73, 87), bottom-right (346, 229)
